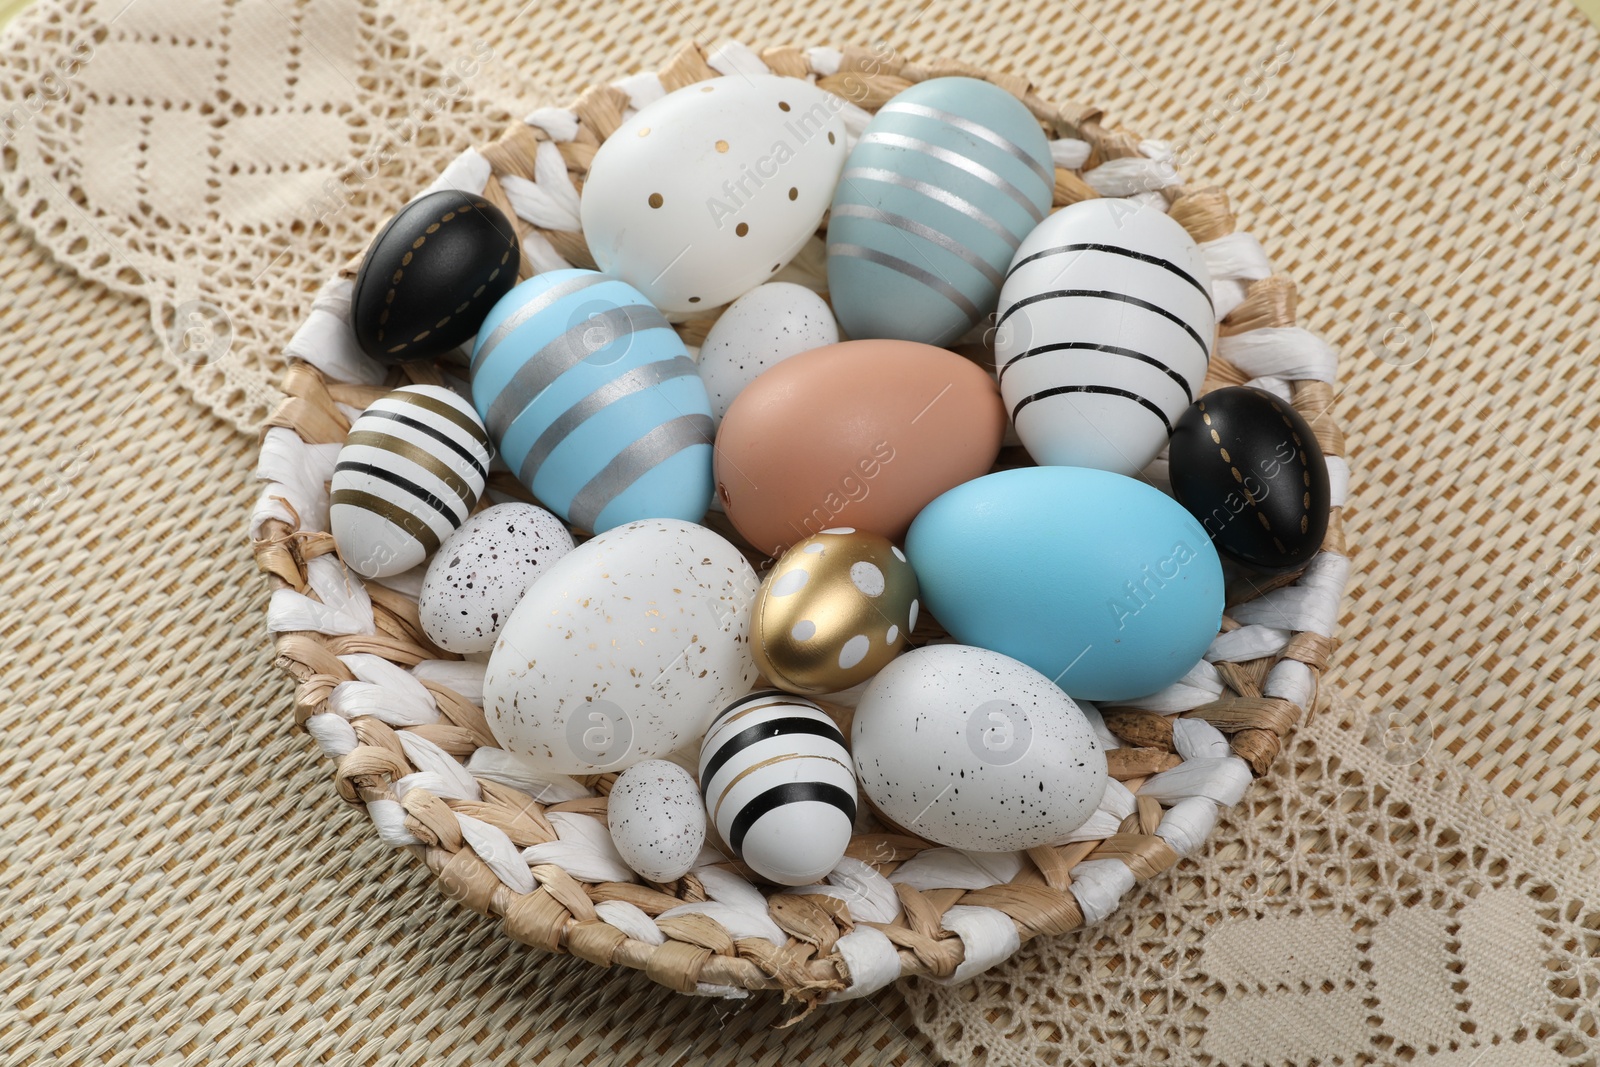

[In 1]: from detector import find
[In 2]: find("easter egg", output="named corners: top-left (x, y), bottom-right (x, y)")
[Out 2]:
top-left (350, 190), bottom-right (520, 363)
top-left (608, 760), bottom-right (707, 883)
top-left (852, 645), bottom-right (1107, 852)
top-left (483, 518), bottom-right (758, 774)
top-left (697, 283), bottom-right (839, 426)
top-left (330, 384), bottom-right (491, 578)
top-left (904, 466), bottom-right (1224, 701)
top-left (470, 269), bottom-right (714, 533)
top-left (714, 339), bottom-right (1006, 556)
top-left (698, 690), bottom-right (856, 886)
top-left (994, 198), bottom-right (1215, 476)
top-left (1168, 386), bottom-right (1331, 571)
top-left (826, 77), bottom-right (1054, 346)
top-left (752, 528), bottom-right (919, 695)
top-left (580, 75), bottom-right (847, 313)
top-left (417, 502), bottom-right (574, 653)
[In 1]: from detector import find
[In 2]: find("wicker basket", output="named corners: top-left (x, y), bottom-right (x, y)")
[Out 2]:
top-left (252, 40), bottom-right (1351, 1009)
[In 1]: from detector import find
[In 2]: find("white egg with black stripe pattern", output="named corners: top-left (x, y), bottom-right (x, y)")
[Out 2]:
top-left (329, 384), bottom-right (492, 578)
top-left (995, 198), bottom-right (1215, 477)
top-left (697, 690), bottom-right (857, 886)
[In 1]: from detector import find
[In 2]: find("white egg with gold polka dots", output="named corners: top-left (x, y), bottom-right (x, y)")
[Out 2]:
top-left (579, 74), bottom-right (848, 314)
top-left (751, 528), bottom-right (919, 696)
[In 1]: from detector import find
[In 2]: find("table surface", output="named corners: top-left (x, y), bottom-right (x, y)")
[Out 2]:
top-left (1, 0), bottom-right (1597, 1064)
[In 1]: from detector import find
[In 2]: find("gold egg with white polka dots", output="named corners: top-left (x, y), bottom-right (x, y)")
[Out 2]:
top-left (752, 528), bottom-right (920, 696)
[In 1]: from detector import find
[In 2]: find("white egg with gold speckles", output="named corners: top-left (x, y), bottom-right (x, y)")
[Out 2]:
top-left (752, 528), bottom-right (919, 695)
top-left (579, 75), bottom-right (848, 313)
top-left (483, 518), bottom-right (760, 774)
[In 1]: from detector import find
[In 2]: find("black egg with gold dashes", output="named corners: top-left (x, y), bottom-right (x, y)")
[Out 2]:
top-left (351, 189), bottom-right (520, 363)
top-left (1168, 385), bottom-right (1331, 571)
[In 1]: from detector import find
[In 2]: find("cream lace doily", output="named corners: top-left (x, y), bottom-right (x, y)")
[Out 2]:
top-left (0, 0), bottom-right (537, 431)
top-left (904, 692), bottom-right (1600, 1065)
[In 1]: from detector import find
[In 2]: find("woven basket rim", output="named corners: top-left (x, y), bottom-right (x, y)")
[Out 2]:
top-left (253, 38), bottom-right (1351, 1009)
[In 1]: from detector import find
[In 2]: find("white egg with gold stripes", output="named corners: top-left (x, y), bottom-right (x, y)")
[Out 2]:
top-left (698, 690), bottom-right (857, 886)
top-left (826, 77), bottom-right (1055, 346)
top-left (470, 269), bottom-right (715, 533)
top-left (329, 384), bottom-right (492, 578)
top-left (994, 198), bottom-right (1215, 477)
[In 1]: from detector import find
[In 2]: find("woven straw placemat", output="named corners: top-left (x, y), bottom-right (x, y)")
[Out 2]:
top-left (1, 0), bottom-right (1596, 1063)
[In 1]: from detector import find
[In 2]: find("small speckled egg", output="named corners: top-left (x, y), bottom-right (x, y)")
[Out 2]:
top-left (852, 644), bottom-right (1108, 852)
top-left (417, 503), bottom-right (574, 653)
top-left (697, 283), bottom-right (839, 426)
top-left (580, 74), bottom-right (848, 313)
top-left (608, 760), bottom-right (707, 883)
top-left (483, 518), bottom-right (760, 774)
top-left (752, 528), bottom-right (918, 695)
top-left (699, 690), bottom-right (856, 886)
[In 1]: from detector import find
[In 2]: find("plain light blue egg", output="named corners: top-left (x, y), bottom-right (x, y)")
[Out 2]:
top-left (827, 77), bottom-right (1053, 345)
top-left (470, 270), bottom-right (646, 409)
top-left (905, 466), bottom-right (1224, 701)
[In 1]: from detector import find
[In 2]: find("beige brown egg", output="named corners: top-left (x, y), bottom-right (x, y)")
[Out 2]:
top-left (713, 338), bottom-right (1008, 558)
top-left (752, 528), bottom-right (919, 695)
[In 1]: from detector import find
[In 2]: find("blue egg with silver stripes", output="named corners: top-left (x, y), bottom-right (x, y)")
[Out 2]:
top-left (469, 269), bottom-right (715, 533)
top-left (826, 77), bottom-right (1054, 346)
top-left (995, 198), bottom-right (1215, 477)
top-left (698, 690), bottom-right (857, 886)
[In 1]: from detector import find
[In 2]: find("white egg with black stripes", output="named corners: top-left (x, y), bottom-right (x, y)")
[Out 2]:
top-left (330, 384), bottom-right (492, 578)
top-left (697, 690), bottom-right (857, 886)
top-left (994, 198), bottom-right (1215, 477)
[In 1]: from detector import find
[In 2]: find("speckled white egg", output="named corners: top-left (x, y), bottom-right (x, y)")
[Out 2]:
top-left (697, 283), bottom-right (839, 425)
top-left (851, 644), bottom-right (1108, 852)
top-left (608, 760), bottom-right (707, 882)
top-left (483, 518), bottom-right (760, 774)
top-left (580, 75), bottom-right (848, 313)
top-left (417, 503), bottom-right (575, 654)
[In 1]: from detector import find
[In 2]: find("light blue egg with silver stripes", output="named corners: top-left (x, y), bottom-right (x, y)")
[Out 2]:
top-left (469, 269), bottom-right (714, 533)
top-left (826, 77), bottom-right (1054, 346)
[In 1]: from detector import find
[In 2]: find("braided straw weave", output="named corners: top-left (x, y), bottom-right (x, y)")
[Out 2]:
top-left (251, 40), bottom-right (1352, 1007)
